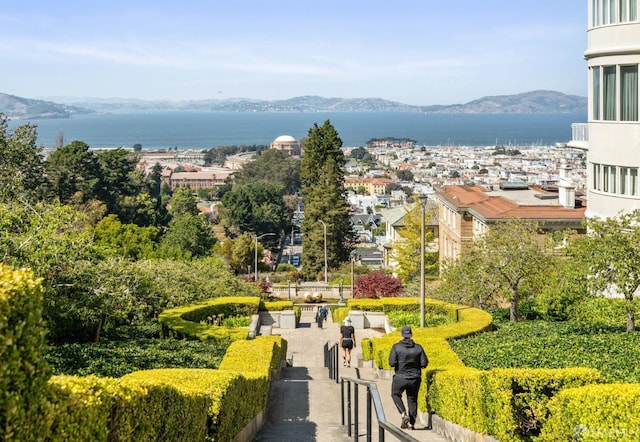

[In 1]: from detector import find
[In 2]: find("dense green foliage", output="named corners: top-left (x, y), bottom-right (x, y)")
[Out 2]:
top-left (45, 338), bottom-right (230, 378)
top-left (568, 209), bottom-right (640, 331)
top-left (0, 115), bottom-right (47, 203)
top-left (386, 310), bottom-right (452, 328)
top-left (437, 219), bottom-right (554, 321)
top-left (450, 320), bottom-right (640, 382)
top-left (0, 266), bottom-right (51, 441)
top-left (300, 120), bottom-right (354, 279)
top-left (218, 182), bottom-right (288, 236)
top-left (234, 148), bottom-right (301, 195)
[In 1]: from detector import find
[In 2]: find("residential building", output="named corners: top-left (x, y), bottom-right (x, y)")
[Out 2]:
top-left (568, 0), bottom-right (640, 219)
top-left (344, 176), bottom-right (394, 196)
top-left (434, 184), bottom-right (586, 264)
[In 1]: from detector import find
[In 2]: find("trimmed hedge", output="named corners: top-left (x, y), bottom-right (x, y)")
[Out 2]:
top-left (540, 383), bottom-right (640, 441)
top-left (158, 296), bottom-right (261, 341)
top-left (0, 266), bottom-right (51, 442)
top-left (482, 368), bottom-right (603, 442)
top-left (43, 336), bottom-right (288, 441)
top-left (260, 300), bottom-right (294, 311)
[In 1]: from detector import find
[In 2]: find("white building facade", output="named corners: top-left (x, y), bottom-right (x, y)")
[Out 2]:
top-left (574, 0), bottom-right (640, 219)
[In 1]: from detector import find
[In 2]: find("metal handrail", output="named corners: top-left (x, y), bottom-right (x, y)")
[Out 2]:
top-left (340, 376), bottom-right (420, 442)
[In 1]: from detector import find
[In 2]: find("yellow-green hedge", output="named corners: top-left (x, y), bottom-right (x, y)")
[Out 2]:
top-left (483, 368), bottom-right (604, 442)
top-left (348, 298), bottom-right (458, 321)
top-left (539, 383), bottom-right (640, 442)
top-left (260, 300), bottom-right (294, 311)
top-left (426, 367), bottom-right (487, 433)
top-left (0, 266), bottom-right (51, 442)
top-left (158, 296), bottom-right (261, 341)
top-left (44, 336), bottom-right (288, 442)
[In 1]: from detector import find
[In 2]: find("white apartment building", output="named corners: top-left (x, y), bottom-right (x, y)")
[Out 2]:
top-left (570, 0), bottom-right (640, 219)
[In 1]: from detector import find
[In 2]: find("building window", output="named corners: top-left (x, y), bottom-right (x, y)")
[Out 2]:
top-left (594, 163), bottom-right (640, 196)
top-left (593, 67), bottom-right (601, 120)
top-left (593, 0), bottom-right (602, 26)
top-left (604, 66), bottom-right (617, 120)
top-left (621, 65), bottom-right (638, 121)
top-left (604, 0), bottom-right (616, 23)
top-left (621, 167), bottom-right (639, 195)
top-left (620, 0), bottom-right (638, 21)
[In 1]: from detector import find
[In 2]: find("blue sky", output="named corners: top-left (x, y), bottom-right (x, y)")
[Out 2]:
top-left (0, 1), bottom-right (587, 106)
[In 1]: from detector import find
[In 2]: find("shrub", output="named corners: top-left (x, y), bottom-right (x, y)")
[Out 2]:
top-left (0, 265), bottom-right (51, 441)
top-left (540, 383), bottom-right (640, 441)
top-left (354, 272), bottom-right (403, 298)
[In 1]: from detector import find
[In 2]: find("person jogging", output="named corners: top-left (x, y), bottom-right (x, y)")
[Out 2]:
top-left (388, 325), bottom-right (428, 430)
top-left (339, 317), bottom-right (356, 367)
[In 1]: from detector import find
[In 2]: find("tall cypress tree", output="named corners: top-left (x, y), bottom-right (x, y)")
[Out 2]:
top-left (300, 120), bottom-right (354, 280)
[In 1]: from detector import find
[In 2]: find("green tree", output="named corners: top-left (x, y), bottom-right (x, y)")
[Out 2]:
top-left (235, 149), bottom-right (301, 195)
top-left (569, 209), bottom-right (640, 331)
top-left (94, 148), bottom-right (140, 216)
top-left (300, 121), bottom-right (354, 279)
top-left (168, 186), bottom-right (199, 216)
top-left (159, 213), bottom-right (216, 259)
top-left (218, 182), bottom-right (287, 236)
top-left (396, 169), bottom-right (414, 182)
top-left (439, 219), bottom-right (552, 321)
top-left (390, 202), bottom-right (438, 283)
top-left (0, 115), bottom-right (48, 203)
top-left (94, 214), bottom-right (159, 259)
top-left (45, 140), bottom-right (101, 204)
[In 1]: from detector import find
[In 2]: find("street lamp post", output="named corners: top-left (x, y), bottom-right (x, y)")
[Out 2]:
top-left (419, 195), bottom-right (429, 328)
top-left (255, 232), bottom-right (276, 281)
top-left (319, 220), bottom-right (328, 284)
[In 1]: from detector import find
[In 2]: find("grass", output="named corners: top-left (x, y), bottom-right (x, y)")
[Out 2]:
top-left (46, 338), bottom-right (231, 378)
top-left (449, 320), bottom-right (640, 383)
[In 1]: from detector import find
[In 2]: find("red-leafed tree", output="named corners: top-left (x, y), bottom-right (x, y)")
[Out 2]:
top-left (354, 272), bottom-right (403, 298)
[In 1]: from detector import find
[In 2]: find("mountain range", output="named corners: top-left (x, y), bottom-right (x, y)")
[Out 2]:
top-left (1, 90), bottom-right (586, 120)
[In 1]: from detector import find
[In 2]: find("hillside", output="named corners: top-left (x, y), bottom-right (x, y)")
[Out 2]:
top-left (2, 90), bottom-right (586, 118)
top-left (0, 92), bottom-right (92, 120)
top-left (420, 90), bottom-right (587, 114)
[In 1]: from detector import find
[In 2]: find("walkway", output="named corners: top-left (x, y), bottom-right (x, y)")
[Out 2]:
top-left (252, 308), bottom-right (451, 442)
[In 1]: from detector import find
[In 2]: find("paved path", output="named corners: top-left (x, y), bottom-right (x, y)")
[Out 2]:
top-left (252, 308), bottom-right (451, 442)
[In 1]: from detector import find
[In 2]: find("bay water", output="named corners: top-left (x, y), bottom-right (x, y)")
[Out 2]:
top-left (9, 111), bottom-right (587, 150)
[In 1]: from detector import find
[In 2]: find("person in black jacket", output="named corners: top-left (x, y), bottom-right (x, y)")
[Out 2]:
top-left (388, 325), bottom-right (428, 430)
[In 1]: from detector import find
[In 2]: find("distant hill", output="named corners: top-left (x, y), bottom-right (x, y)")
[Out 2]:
top-left (419, 90), bottom-right (587, 114)
top-left (0, 92), bottom-right (93, 120)
top-left (3, 90), bottom-right (586, 119)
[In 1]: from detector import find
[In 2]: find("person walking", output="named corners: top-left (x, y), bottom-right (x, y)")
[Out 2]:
top-left (339, 317), bottom-right (356, 367)
top-left (388, 325), bottom-right (428, 430)
top-left (316, 305), bottom-right (328, 328)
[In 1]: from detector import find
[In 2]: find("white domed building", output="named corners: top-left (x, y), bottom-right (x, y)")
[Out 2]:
top-left (270, 135), bottom-right (301, 157)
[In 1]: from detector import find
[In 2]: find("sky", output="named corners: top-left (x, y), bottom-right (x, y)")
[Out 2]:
top-left (0, 1), bottom-right (588, 106)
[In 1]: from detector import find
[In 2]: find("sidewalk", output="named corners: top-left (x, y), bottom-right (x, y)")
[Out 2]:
top-left (252, 308), bottom-right (451, 442)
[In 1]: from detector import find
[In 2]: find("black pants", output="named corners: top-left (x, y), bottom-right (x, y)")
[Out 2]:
top-left (391, 376), bottom-right (421, 425)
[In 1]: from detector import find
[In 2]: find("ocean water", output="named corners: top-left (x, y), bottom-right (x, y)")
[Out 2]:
top-left (8, 111), bottom-right (587, 150)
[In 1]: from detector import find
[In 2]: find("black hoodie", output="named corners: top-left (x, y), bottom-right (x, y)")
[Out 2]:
top-left (388, 338), bottom-right (428, 380)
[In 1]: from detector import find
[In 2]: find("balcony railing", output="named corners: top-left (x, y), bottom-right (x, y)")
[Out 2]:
top-left (571, 123), bottom-right (588, 142)
top-left (567, 123), bottom-right (589, 150)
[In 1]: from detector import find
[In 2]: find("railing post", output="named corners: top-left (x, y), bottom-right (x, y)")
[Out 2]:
top-left (334, 343), bottom-right (339, 383)
top-left (341, 379), bottom-right (345, 426)
top-left (354, 384), bottom-right (359, 441)
top-left (347, 381), bottom-right (352, 437)
top-left (366, 386), bottom-right (372, 442)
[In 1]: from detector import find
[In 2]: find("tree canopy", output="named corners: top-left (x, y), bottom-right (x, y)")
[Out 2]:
top-left (300, 121), bottom-right (354, 279)
top-left (438, 218), bottom-right (553, 321)
top-left (568, 209), bottom-right (640, 331)
top-left (390, 202), bottom-right (438, 283)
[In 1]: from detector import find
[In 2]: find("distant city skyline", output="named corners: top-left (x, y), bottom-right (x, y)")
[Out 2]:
top-left (1, 1), bottom-right (587, 106)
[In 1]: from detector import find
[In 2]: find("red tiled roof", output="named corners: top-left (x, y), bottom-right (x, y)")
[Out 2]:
top-left (437, 185), bottom-right (585, 221)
